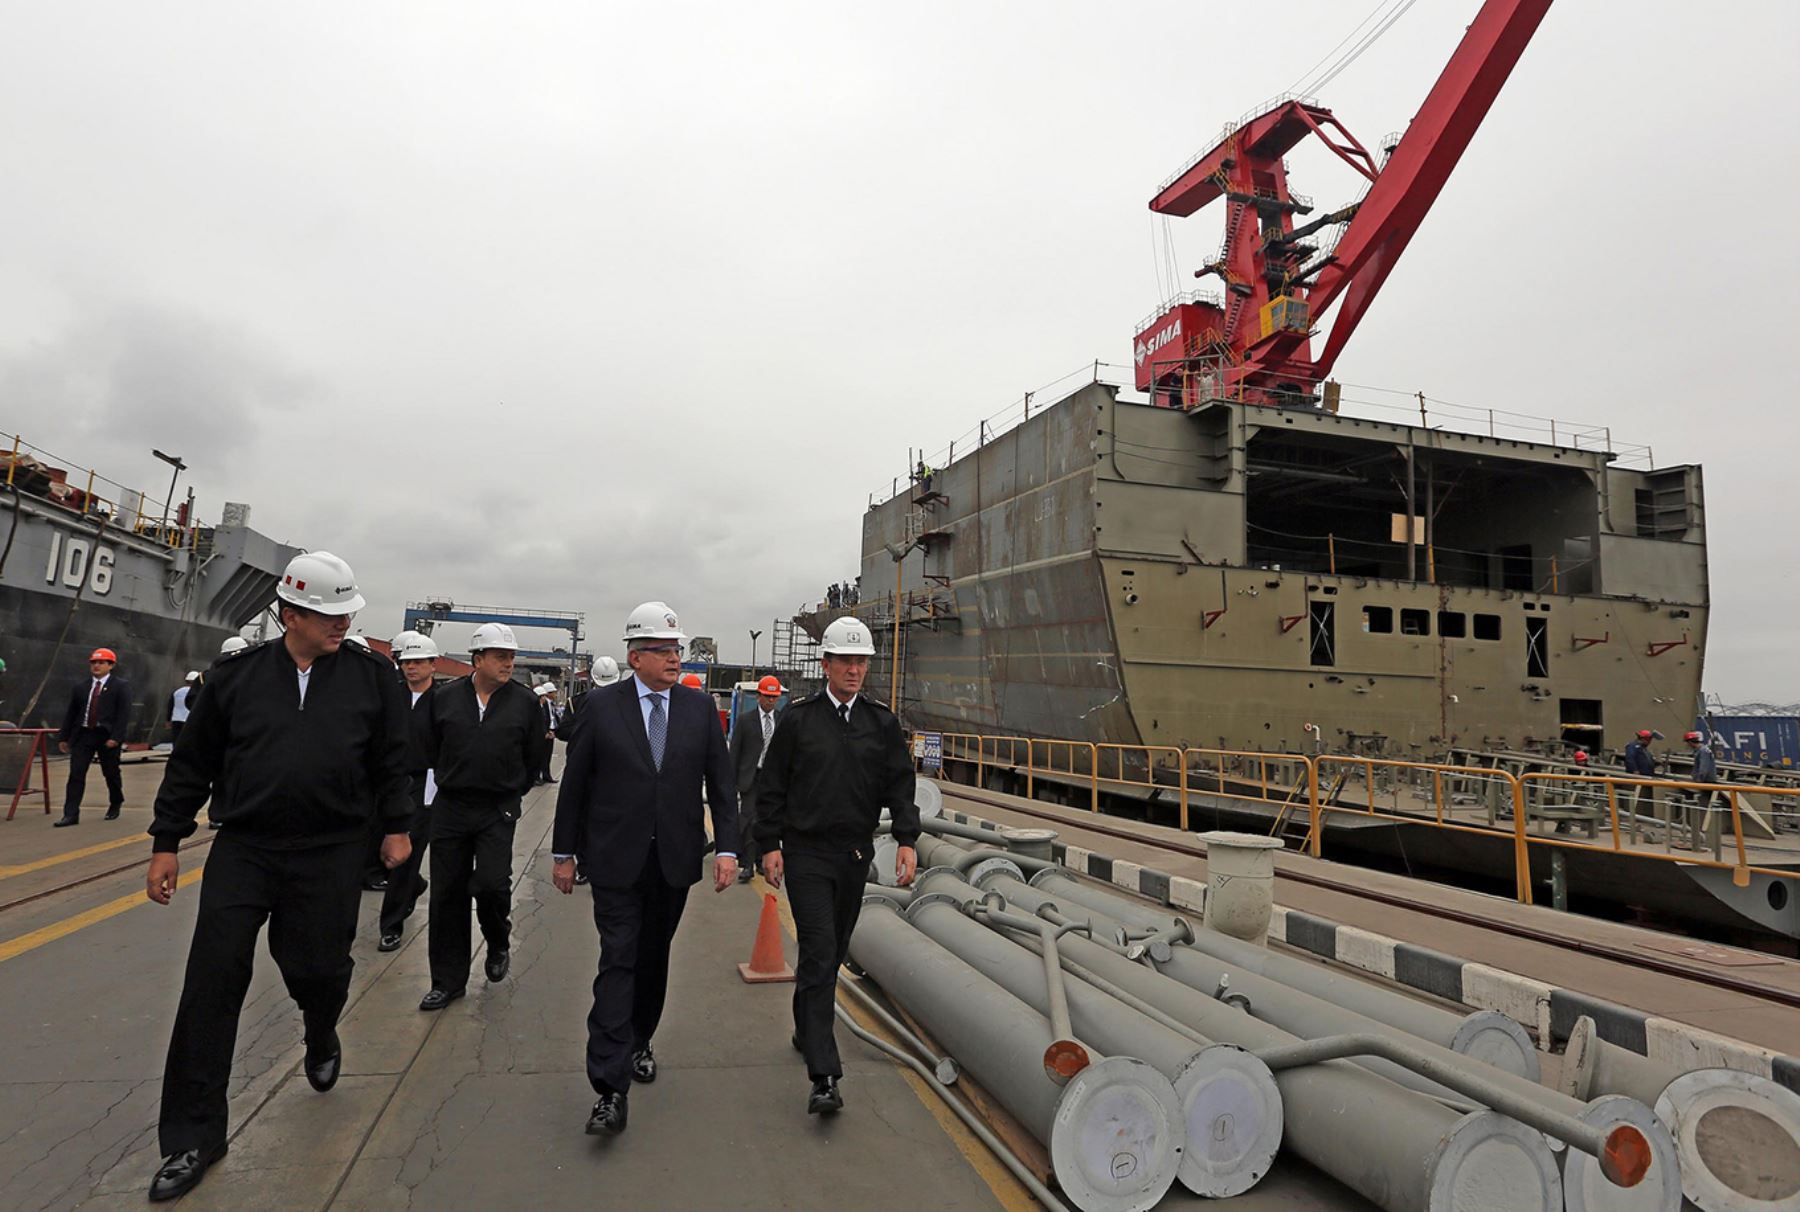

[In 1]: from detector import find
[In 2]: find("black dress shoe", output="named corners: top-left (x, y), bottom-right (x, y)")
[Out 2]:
top-left (630, 1045), bottom-right (656, 1083)
top-left (573, 869), bottom-right (589, 886)
top-left (362, 875), bottom-right (389, 891)
top-left (52, 816), bottom-right (78, 828)
top-left (586, 1090), bottom-right (628, 1135)
top-left (485, 949), bottom-right (510, 982)
top-left (378, 931), bottom-right (403, 952)
top-left (207, 819), bottom-right (224, 829)
top-left (148, 1142), bottom-right (227, 1201)
top-left (736, 867), bottom-right (754, 884)
top-left (305, 1031), bottom-right (342, 1092)
top-left (104, 808), bottom-right (121, 820)
top-left (418, 987), bottom-right (465, 1012)
top-left (807, 1077), bottom-right (843, 1115)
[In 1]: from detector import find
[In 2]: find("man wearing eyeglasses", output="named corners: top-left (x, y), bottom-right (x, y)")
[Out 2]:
top-left (141, 551), bottom-right (413, 1201)
top-left (550, 601), bottom-right (739, 1137)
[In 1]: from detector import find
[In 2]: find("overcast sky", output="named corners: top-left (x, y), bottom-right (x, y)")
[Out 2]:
top-left (2, 2), bottom-right (1795, 701)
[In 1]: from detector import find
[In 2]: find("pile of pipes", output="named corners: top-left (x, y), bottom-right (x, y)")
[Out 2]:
top-left (850, 797), bottom-right (1800, 1210)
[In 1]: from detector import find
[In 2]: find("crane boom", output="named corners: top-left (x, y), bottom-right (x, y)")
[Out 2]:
top-left (1134, 0), bottom-right (1553, 409)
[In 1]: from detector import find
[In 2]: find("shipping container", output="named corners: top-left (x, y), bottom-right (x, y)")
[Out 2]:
top-left (1705, 714), bottom-right (1800, 768)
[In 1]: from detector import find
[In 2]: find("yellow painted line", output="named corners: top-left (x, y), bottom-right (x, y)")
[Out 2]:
top-left (763, 880), bottom-right (1035, 1212)
top-left (0, 833), bottom-right (145, 878)
top-left (0, 869), bottom-right (204, 965)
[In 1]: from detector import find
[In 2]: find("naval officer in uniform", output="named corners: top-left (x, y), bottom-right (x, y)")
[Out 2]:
top-left (143, 551), bottom-right (413, 1201)
top-left (755, 616), bottom-right (918, 1114)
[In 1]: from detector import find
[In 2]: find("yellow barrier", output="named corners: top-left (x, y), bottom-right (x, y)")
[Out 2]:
top-left (1095, 744), bottom-right (1189, 830)
top-left (914, 727), bottom-right (1800, 910)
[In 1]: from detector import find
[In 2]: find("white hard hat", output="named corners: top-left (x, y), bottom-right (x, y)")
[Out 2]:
top-left (219, 635), bottom-right (251, 655)
top-left (622, 601), bottom-right (686, 644)
top-left (396, 633), bottom-right (441, 662)
top-left (533, 682), bottom-right (553, 697)
top-left (345, 634), bottom-right (371, 649)
top-left (185, 670), bottom-right (202, 682)
top-left (276, 551), bottom-right (366, 616)
top-left (391, 629), bottom-right (423, 653)
top-left (592, 656), bottom-right (621, 685)
top-left (821, 616), bottom-right (877, 656)
top-left (470, 621), bottom-right (519, 652)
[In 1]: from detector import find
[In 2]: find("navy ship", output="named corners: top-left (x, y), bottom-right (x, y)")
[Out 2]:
top-left (1, 435), bottom-right (300, 743)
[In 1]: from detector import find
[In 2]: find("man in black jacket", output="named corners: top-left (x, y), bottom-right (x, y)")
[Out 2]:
top-left (549, 601), bottom-right (738, 1136)
top-left (419, 622), bottom-right (548, 1010)
top-left (726, 674), bottom-right (786, 883)
top-left (755, 616), bottom-right (917, 1115)
top-left (142, 552), bottom-right (412, 1202)
top-left (54, 646), bottom-right (132, 825)
top-left (378, 632), bottom-right (443, 952)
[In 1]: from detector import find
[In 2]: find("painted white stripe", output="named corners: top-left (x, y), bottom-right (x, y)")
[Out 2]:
top-left (1266, 905), bottom-right (1289, 943)
top-left (1111, 859), bottom-right (1143, 893)
top-left (1461, 962), bottom-right (1551, 1035)
top-left (1169, 876), bottom-right (1207, 915)
top-left (1332, 925), bottom-right (1398, 981)
top-left (1062, 847), bottom-right (1093, 876)
top-left (1644, 1017), bottom-right (1778, 1078)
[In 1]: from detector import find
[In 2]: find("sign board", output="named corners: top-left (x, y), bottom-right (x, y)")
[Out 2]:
top-left (1390, 513), bottom-right (1426, 544)
top-left (920, 731), bottom-right (943, 772)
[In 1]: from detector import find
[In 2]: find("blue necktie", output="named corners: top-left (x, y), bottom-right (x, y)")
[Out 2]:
top-left (648, 693), bottom-right (667, 771)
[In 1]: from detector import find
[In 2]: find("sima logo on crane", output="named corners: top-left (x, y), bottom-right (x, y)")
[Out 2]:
top-left (1134, 316), bottom-right (1182, 368)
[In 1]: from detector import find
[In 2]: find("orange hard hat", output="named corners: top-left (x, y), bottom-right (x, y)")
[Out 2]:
top-left (1684, 730), bottom-right (1703, 743)
top-left (89, 648), bottom-right (118, 663)
top-left (1572, 750), bottom-right (1589, 764)
top-left (1635, 730), bottom-right (1653, 740)
top-left (757, 675), bottom-right (785, 696)
top-left (680, 672), bottom-right (703, 689)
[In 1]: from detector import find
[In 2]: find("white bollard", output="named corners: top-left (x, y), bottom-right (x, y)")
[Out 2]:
top-left (1199, 831), bottom-right (1285, 947)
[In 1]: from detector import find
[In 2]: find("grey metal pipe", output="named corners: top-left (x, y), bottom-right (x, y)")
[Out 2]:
top-left (839, 969), bottom-right (955, 1084)
top-left (1253, 1034), bottom-right (1612, 1161)
top-left (1559, 1015), bottom-right (1676, 1107)
top-left (916, 825), bottom-right (1058, 871)
top-left (907, 891), bottom-right (1284, 1199)
top-left (1032, 868), bottom-right (1541, 1081)
top-left (1018, 874), bottom-right (1686, 1206)
top-left (910, 872), bottom-right (1562, 1212)
top-left (860, 883), bottom-right (916, 909)
top-left (830, 1003), bottom-right (1071, 1212)
top-left (848, 900), bottom-right (1186, 1212)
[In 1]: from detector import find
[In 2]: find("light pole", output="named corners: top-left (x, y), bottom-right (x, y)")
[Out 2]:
top-left (152, 449), bottom-right (186, 539)
top-left (749, 629), bottom-right (762, 674)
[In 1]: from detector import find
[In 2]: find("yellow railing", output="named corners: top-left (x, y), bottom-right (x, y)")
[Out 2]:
top-left (3, 432), bottom-right (194, 549)
top-left (915, 728), bottom-right (1800, 910)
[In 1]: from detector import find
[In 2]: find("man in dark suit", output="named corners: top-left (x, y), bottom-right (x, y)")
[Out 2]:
top-left (726, 675), bottom-right (786, 883)
top-left (550, 601), bottom-right (738, 1137)
top-left (55, 646), bottom-right (132, 825)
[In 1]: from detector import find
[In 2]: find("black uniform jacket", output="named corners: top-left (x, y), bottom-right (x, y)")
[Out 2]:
top-left (424, 677), bottom-right (546, 807)
top-left (727, 706), bottom-right (782, 796)
top-left (552, 680), bottom-right (739, 890)
top-left (404, 683), bottom-right (437, 779)
top-left (59, 675), bottom-right (132, 741)
top-left (753, 692), bottom-right (918, 857)
top-left (149, 640), bottom-right (413, 853)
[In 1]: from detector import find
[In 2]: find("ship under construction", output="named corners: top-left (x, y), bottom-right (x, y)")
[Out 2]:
top-left (797, 0), bottom-right (1800, 942)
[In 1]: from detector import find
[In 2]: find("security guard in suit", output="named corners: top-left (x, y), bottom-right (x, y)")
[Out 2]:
top-left (727, 674), bottom-right (786, 883)
top-left (54, 647), bottom-right (133, 825)
top-left (755, 617), bottom-right (917, 1115)
top-left (142, 552), bottom-right (413, 1202)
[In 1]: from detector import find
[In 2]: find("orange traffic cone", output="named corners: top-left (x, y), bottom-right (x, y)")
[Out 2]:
top-left (738, 892), bottom-right (795, 984)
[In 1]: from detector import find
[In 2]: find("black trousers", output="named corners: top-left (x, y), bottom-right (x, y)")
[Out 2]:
top-left (62, 728), bottom-right (123, 816)
top-left (785, 844), bottom-right (870, 1079)
top-left (427, 798), bottom-right (517, 991)
top-left (586, 844), bottom-right (689, 1094)
top-left (377, 787), bottom-right (433, 936)
top-left (159, 835), bottom-right (363, 1155)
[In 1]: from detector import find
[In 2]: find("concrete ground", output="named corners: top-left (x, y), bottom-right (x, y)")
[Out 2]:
top-left (2, 755), bottom-right (1386, 1210)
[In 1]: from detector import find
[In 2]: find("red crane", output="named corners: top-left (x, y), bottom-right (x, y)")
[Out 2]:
top-left (1132, 0), bottom-right (1552, 409)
